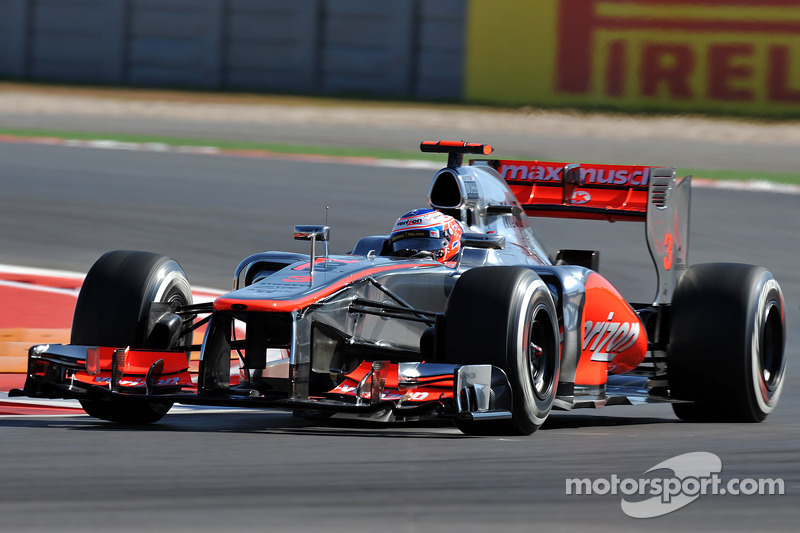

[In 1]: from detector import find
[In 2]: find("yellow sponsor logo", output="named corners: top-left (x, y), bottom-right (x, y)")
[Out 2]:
top-left (466, 0), bottom-right (800, 114)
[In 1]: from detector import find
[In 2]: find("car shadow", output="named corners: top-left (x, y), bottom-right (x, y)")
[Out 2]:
top-left (542, 412), bottom-right (679, 430)
top-left (0, 407), bottom-right (680, 439)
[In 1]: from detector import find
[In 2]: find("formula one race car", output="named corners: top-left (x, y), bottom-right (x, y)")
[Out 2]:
top-left (12, 141), bottom-right (787, 435)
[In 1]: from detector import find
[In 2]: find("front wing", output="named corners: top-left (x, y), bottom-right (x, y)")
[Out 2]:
top-left (10, 344), bottom-right (515, 423)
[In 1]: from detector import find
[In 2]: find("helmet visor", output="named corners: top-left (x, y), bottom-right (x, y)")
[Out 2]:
top-left (390, 230), bottom-right (448, 254)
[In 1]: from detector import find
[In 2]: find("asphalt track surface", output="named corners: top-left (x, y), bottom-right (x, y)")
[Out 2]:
top-left (0, 141), bottom-right (799, 532)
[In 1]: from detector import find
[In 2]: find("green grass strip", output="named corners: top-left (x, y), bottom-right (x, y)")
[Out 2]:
top-left (0, 128), bottom-right (441, 162)
top-left (1, 128), bottom-right (799, 185)
top-left (677, 167), bottom-right (800, 186)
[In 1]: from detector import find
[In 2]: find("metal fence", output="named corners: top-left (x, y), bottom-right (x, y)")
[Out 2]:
top-left (0, 0), bottom-right (466, 100)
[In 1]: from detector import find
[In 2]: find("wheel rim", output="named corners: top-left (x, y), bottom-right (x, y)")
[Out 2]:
top-left (145, 260), bottom-right (193, 350)
top-left (760, 302), bottom-right (784, 391)
top-left (528, 306), bottom-right (555, 400)
top-left (167, 289), bottom-right (191, 349)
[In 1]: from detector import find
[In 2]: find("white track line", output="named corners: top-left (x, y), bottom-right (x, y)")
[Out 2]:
top-left (0, 279), bottom-right (81, 296)
top-left (0, 263), bottom-right (85, 279)
top-left (0, 264), bottom-right (225, 298)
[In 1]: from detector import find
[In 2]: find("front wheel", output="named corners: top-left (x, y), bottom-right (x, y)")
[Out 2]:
top-left (72, 251), bottom-right (193, 424)
top-left (668, 263), bottom-right (786, 422)
top-left (440, 267), bottom-right (560, 435)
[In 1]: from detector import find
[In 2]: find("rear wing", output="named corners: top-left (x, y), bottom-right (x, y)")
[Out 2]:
top-left (475, 158), bottom-right (691, 306)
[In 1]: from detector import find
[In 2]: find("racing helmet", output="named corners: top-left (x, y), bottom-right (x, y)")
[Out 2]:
top-left (389, 209), bottom-right (462, 263)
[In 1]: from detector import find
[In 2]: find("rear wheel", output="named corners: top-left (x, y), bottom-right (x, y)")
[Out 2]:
top-left (668, 263), bottom-right (785, 422)
top-left (440, 267), bottom-right (560, 435)
top-left (72, 251), bottom-right (193, 424)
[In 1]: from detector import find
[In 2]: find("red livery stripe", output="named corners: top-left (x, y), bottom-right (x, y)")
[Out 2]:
top-left (214, 262), bottom-right (435, 313)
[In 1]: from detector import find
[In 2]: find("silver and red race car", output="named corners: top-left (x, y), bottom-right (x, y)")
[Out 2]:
top-left (12, 141), bottom-right (787, 435)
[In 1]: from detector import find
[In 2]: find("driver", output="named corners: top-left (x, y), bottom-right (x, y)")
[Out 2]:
top-left (389, 209), bottom-right (463, 263)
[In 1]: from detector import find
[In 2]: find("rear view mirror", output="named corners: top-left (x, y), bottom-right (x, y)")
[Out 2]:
top-left (294, 225), bottom-right (331, 276)
top-left (294, 225), bottom-right (330, 242)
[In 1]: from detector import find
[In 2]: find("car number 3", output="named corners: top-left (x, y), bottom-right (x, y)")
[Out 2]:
top-left (663, 233), bottom-right (673, 270)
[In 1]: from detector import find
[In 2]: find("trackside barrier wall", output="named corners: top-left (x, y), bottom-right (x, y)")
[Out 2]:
top-left (0, 0), bottom-right (466, 100)
top-left (3, 0), bottom-right (800, 116)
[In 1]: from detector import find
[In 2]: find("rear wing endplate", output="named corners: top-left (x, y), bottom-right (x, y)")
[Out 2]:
top-left (477, 159), bottom-right (690, 305)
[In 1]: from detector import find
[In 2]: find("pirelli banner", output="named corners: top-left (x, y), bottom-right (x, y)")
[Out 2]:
top-left (465, 0), bottom-right (800, 116)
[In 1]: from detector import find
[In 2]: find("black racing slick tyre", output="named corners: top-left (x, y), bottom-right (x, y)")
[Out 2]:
top-left (668, 263), bottom-right (786, 422)
top-left (441, 267), bottom-right (560, 435)
top-left (72, 251), bottom-right (193, 424)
